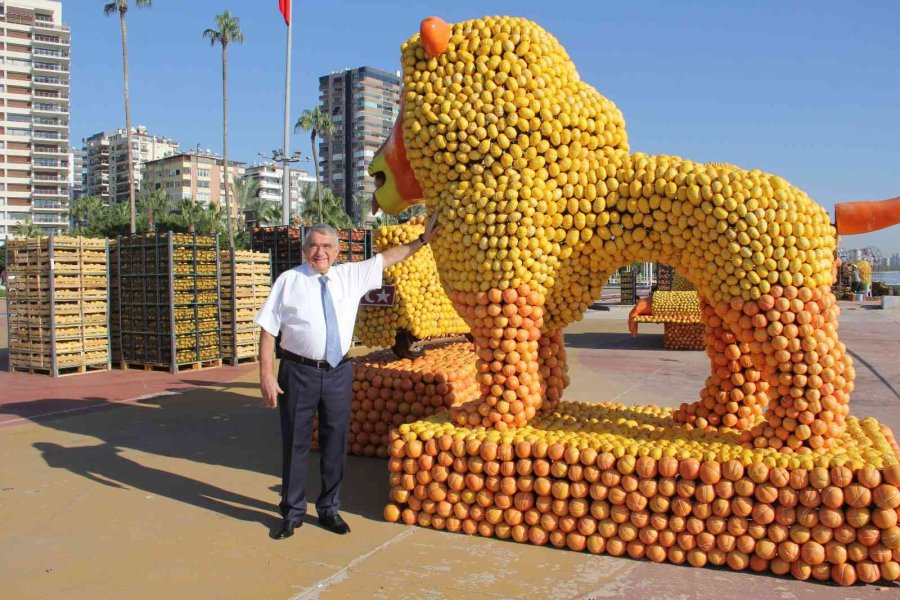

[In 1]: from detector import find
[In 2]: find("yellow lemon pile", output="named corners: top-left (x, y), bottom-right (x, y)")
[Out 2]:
top-left (355, 218), bottom-right (469, 348)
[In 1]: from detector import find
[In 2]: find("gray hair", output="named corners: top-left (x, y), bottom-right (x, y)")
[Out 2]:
top-left (303, 223), bottom-right (339, 250)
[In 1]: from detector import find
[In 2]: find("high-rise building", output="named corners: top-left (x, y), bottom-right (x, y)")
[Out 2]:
top-left (318, 66), bottom-right (400, 220)
top-left (142, 149), bottom-right (244, 206)
top-left (890, 253), bottom-right (900, 270)
top-left (82, 126), bottom-right (179, 205)
top-left (242, 162), bottom-right (315, 218)
top-left (0, 0), bottom-right (70, 236)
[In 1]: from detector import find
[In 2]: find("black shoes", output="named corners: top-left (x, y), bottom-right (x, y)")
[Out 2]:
top-left (272, 519), bottom-right (302, 540)
top-left (319, 513), bottom-right (351, 534)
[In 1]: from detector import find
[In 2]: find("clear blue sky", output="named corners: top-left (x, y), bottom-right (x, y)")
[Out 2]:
top-left (68, 0), bottom-right (899, 255)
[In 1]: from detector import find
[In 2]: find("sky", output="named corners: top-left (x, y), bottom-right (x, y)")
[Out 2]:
top-left (66, 0), bottom-right (899, 255)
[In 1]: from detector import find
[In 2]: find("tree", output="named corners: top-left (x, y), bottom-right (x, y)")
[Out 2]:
top-left (173, 198), bottom-right (205, 234)
top-left (203, 10), bottom-right (244, 251)
top-left (70, 196), bottom-right (104, 234)
top-left (258, 203), bottom-right (282, 226)
top-left (12, 218), bottom-right (44, 237)
top-left (137, 188), bottom-right (171, 232)
top-left (104, 0), bottom-right (151, 235)
top-left (294, 107), bottom-right (335, 223)
top-left (232, 175), bottom-right (260, 212)
top-left (201, 201), bottom-right (228, 239)
top-left (299, 187), bottom-right (351, 229)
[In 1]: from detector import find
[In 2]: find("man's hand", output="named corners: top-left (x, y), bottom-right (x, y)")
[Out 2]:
top-left (260, 373), bottom-right (283, 409)
top-left (258, 330), bottom-right (281, 408)
top-left (423, 209), bottom-right (440, 244)
top-left (381, 209), bottom-right (442, 269)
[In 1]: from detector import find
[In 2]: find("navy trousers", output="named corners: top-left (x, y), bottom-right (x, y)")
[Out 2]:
top-left (277, 358), bottom-right (353, 523)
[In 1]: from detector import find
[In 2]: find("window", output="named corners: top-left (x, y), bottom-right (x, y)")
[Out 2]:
top-left (197, 181), bottom-right (209, 188)
top-left (197, 193), bottom-right (210, 202)
top-left (197, 169), bottom-right (210, 178)
top-left (7, 127), bottom-right (30, 136)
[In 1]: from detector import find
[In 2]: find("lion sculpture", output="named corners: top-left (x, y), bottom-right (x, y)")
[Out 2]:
top-left (370, 15), bottom-right (856, 453)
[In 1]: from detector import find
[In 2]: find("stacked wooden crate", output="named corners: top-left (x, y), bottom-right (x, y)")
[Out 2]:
top-left (6, 235), bottom-right (111, 376)
top-left (115, 232), bottom-right (222, 372)
top-left (220, 250), bottom-right (271, 364)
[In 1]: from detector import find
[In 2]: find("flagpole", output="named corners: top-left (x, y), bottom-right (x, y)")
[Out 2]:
top-left (281, 1), bottom-right (293, 226)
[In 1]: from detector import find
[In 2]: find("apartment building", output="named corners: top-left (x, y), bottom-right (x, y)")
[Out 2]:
top-left (318, 66), bottom-right (400, 220)
top-left (142, 149), bottom-right (244, 207)
top-left (82, 126), bottom-right (179, 205)
top-left (242, 162), bottom-right (315, 216)
top-left (0, 0), bottom-right (70, 236)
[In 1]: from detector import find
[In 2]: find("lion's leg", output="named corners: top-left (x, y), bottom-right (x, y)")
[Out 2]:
top-left (537, 328), bottom-right (568, 414)
top-left (739, 285), bottom-right (854, 452)
top-left (448, 285), bottom-right (547, 431)
top-left (674, 300), bottom-right (768, 431)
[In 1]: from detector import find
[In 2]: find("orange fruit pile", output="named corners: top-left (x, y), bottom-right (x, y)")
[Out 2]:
top-left (385, 403), bottom-right (900, 586)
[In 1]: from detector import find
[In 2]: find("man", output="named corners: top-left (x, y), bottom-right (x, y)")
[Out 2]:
top-left (255, 214), bottom-right (438, 540)
top-left (849, 264), bottom-right (861, 293)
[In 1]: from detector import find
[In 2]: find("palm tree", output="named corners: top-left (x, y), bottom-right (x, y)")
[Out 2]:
top-left (137, 188), bottom-right (171, 232)
top-left (70, 196), bottom-right (104, 234)
top-left (232, 175), bottom-right (261, 228)
top-left (104, 0), bottom-right (151, 235)
top-left (299, 188), bottom-right (351, 229)
top-left (203, 10), bottom-right (244, 251)
top-left (13, 217), bottom-right (44, 237)
top-left (172, 198), bottom-right (205, 234)
top-left (294, 107), bottom-right (335, 223)
top-left (201, 202), bottom-right (227, 238)
top-left (258, 203), bottom-right (282, 226)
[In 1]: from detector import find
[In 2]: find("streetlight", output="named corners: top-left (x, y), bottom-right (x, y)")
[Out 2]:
top-left (263, 149), bottom-right (307, 226)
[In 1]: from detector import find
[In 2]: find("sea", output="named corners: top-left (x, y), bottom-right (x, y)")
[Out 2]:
top-left (874, 271), bottom-right (900, 286)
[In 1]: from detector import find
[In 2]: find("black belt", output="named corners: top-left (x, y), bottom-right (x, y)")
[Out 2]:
top-left (282, 349), bottom-right (349, 370)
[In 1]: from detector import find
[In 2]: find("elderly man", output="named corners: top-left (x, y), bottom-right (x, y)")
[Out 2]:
top-left (255, 215), bottom-right (438, 540)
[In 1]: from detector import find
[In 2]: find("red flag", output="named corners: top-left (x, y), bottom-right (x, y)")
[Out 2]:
top-left (279, 0), bottom-right (290, 25)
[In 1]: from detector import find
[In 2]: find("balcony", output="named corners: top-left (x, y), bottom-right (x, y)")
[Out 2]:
top-left (33, 90), bottom-right (68, 99)
top-left (32, 47), bottom-right (69, 60)
top-left (33, 103), bottom-right (68, 114)
top-left (32, 199), bottom-right (68, 210)
top-left (32, 213), bottom-right (69, 225)
top-left (32, 19), bottom-right (71, 33)
top-left (33, 158), bottom-right (67, 170)
top-left (33, 118), bottom-right (68, 130)
top-left (32, 145), bottom-right (65, 155)
top-left (32, 34), bottom-right (67, 47)
top-left (32, 131), bottom-right (62, 140)
top-left (33, 174), bottom-right (64, 182)
top-left (33, 76), bottom-right (68, 88)
top-left (33, 62), bottom-right (69, 74)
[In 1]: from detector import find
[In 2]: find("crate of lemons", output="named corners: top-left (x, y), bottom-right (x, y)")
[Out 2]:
top-left (354, 217), bottom-right (469, 350)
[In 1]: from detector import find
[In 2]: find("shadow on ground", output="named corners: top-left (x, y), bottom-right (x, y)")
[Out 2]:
top-left (1, 389), bottom-right (390, 529)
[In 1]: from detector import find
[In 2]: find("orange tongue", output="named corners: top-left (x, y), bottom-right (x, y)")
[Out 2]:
top-left (371, 194), bottom-right (380, 216)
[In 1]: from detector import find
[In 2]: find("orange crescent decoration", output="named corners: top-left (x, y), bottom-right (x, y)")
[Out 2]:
top-left (420, 16), bottom-right (451, 58)
top-left (382, 98), bottom-right (423, 201)
top-left (834, 196), bottom-right (900, 235)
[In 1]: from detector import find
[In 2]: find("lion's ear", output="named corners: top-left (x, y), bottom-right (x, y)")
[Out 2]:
top-left (421, 16), bottom-right (451, 58)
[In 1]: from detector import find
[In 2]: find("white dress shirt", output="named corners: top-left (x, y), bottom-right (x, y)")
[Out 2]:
top-left (255, 254), bottom-right (384, 359)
